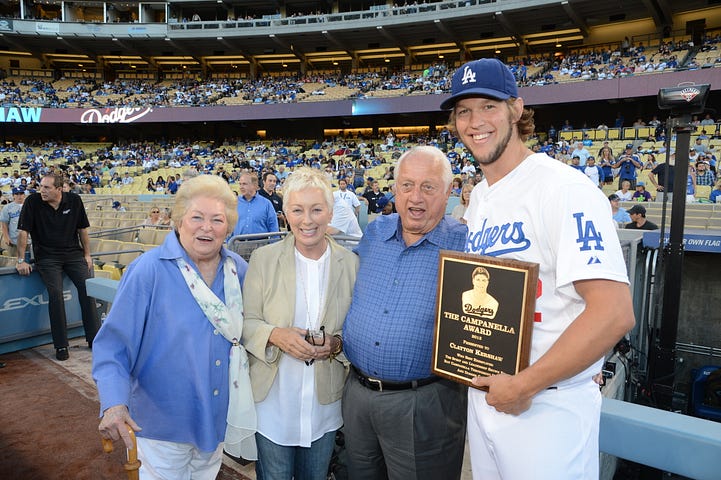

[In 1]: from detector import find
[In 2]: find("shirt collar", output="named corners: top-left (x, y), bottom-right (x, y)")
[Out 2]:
top-left (377, 214), bottom-right (450, 247)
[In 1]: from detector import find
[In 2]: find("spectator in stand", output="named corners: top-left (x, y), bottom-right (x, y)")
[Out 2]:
top-left (710, 179), bottom-right (721, 203)
top-left (616, 144), bottom-right (642, 188)
top-left (631, 181), bottom-right (652, 202)
top-left (570, 141), bottom-right (591, 165)
top-left (142, 206), bottom-right (164, 226)
top-left (0, 187), bottom-right (26, 258)
top-left (608, 194), bottom-right (631, 224)
top-left (648, 151), bottom-right (676, 202)
top-left (258, 172), bottom-right (286, 229)
top-left (451, 183), bottom-right (473, 224)
top-left (146, 177), bottom-right (156, 192)
top-left (625, 205), bottom-right (658, 230)
top-left (695, 159), bottom-right (716, 186)
top-left (167, 175), bottom-right (179, 194)
top-left (232, 172), bottom-right (279, 236)
top-left (583, 156), bottom-right (604, 188)
top-left (361, 180), bottom-right (385, 215)
top-left (598, 147), bottom-right (615, 184)
top-left (333, 178), bottom-right (361, 217)
top-left (451, 177), bottom-right (462, 196)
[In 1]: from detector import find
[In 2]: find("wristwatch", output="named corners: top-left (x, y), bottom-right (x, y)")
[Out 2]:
top-left (17, 258), bottom-right (25, 264)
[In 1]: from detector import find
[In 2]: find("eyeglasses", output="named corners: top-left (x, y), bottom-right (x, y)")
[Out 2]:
top-left (304, 326), bottom-right (325, 366)
top-left (151, 210), bottom-right (160, 213)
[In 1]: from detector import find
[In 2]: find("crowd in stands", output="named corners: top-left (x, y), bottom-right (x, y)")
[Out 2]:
top-left (3, 33), bottom-right (720, 109)
top-left (3, 107), bottom-right (721, 210)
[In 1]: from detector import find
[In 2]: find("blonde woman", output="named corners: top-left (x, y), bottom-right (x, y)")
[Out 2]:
top-left (451, 183), bottom-right (474, 224)
top-left (242, 167), bottom-right (358, 480)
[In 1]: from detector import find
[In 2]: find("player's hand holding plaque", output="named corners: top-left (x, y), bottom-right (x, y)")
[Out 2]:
top-left (432, 251), bottom-right (539, 388)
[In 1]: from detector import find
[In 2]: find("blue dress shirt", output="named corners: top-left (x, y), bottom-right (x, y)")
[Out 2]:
top-left (232, 193), bottom-right (279, 236)
top-left (92, 232), bottom-right (248, 452)
top-left (343, 214), bottom-right (467, 381)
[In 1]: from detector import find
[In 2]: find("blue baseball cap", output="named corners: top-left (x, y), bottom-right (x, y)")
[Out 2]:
top-left (440, 58), bottom-right (518, 110)
top-left (11, 187), bottom-right (25, 195)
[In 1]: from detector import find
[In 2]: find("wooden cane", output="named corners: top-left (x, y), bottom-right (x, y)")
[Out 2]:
top-left (101, 424), bottom-right (141, 480)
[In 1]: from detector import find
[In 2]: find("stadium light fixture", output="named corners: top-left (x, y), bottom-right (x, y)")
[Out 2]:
top-left (555, 39), bottom-right (562, 47)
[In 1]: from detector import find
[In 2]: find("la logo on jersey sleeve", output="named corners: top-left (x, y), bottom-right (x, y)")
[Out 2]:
top-left (573, 212), bottom-right (605, 264)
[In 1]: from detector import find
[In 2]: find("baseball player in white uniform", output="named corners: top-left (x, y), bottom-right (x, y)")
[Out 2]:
top-left (441, 58), bottom-right (635, 479)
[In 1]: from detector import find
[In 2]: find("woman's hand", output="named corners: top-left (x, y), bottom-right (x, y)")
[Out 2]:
top-left (98, 405), bottom-right (142, 450)
top-left (269, 327), bottom-right (316, 362)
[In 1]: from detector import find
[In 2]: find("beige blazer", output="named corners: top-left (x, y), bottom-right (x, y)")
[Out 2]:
top-left (242, 234), bottom-right (359, 404)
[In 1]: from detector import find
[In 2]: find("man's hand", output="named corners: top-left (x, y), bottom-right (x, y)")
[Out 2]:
top-left (98, 405), bottom-right (142, 451)
top-left (16, 261), bottom-right (32, 276)
top-left (84, 254), bottom-right (94, 273)
top-left (471, 373), bottom-right (534, 416)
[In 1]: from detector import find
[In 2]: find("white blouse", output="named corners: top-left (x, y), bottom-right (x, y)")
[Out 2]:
top-left (255, 245), bottom-right (342, 447)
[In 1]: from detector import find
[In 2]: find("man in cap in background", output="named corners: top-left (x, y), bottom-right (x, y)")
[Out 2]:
top-left (616, 143), bottom-right (642, 189)
top-left (608, 193), bottom-right (631, 224)
top-left (625, 204), bottom-right (658, 230)
top-left (0, 187), bottom-right (27, 258)
top-left (441, 58), bottom-right (634, 480)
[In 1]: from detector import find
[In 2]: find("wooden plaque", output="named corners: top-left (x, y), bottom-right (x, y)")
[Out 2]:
top-left (432, 251), bottom-right (539, 388)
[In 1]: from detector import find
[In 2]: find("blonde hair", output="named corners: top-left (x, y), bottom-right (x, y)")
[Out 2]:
top-left (460, 183), bottom-right (474, 207)
top-left (282, 167), bottom-right (334, 213)
top-left (173, 174), bottom-right (238, 236)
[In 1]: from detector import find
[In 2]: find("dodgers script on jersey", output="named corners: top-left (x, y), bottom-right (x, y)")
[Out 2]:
top-left (464, 153), bottom-right (629, 386)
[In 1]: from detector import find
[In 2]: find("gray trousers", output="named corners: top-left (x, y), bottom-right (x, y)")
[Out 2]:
top-left (342, 373), bottom-right (467, 480)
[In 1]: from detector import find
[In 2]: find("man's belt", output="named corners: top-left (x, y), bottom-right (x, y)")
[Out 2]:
top-left (352, 366), bottom-right (440, 392)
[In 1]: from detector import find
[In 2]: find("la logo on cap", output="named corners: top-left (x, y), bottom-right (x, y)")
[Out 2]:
top-left (461, 65), bottom-right (476, 85)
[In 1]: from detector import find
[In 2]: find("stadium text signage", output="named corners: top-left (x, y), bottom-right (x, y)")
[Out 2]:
top-left (80, 107), bottom-right (154, 124)
top-left (0, 107), bottom-right (42, 122)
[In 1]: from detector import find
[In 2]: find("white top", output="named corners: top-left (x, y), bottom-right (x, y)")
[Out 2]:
top-left (464, 153), bottom-right (629, 386)
top-left (329, 200), bottom-right (363, 238)
top-left (255, 246), bottom-right (342, 446)
top-left (333, 189), bottom-right (361, 210)
top-left (614, 189), bottom-right (634, 201)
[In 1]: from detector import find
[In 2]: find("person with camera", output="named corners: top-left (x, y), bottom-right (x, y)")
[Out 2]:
top-left (615, 144), bottom-right (643, 189)
top-left (242, 167), bottom-right (358, 480)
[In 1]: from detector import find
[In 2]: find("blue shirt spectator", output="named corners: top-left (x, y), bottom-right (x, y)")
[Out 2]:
top-left (232, 172), bottom-right (279, 236)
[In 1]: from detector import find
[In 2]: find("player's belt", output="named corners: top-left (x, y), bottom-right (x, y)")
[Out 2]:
top-left (352, 366), bottom-right (440, 392)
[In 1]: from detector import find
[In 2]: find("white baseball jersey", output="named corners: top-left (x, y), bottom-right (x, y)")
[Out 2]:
top-left (464, 152), bottom-right (629, 386)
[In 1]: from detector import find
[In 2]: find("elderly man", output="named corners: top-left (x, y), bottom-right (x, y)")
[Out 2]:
top-left (16, 174), bottom-right (100, 361)
top-left (442, 58), bottom-right (634, 480)
top-left (231, 171), bottom-right (279, 236)
top-left (342, 145), bottom-right (468, 480)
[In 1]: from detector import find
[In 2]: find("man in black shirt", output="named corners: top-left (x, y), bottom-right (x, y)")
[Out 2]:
top-left (361, 179), bottom-right (385, 214)
top-left (625, 205), bottom-right (659, 230)
top-left (16, 173), bottom-right (99, 361)
top-left (258, 171), bottom-right (285, 229)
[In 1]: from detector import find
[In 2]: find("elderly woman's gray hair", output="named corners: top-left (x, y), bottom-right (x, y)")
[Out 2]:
top-left (282, 167), bottom-right (334, 213)
top-left (396, 146), bottom-right (453, 188)
top-left (173, 174), bottom-right (238, 236)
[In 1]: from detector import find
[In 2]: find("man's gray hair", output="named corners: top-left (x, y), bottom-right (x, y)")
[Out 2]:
top-left (396, 146), bottom-right (453, 188)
